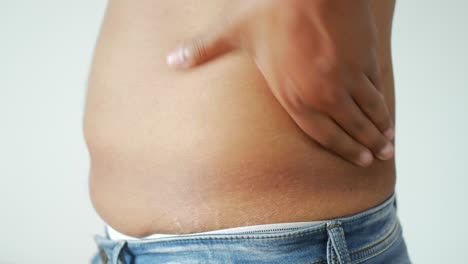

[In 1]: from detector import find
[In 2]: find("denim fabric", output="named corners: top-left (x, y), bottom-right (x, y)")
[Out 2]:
top-left (91, 193), bottom-right (411, 264)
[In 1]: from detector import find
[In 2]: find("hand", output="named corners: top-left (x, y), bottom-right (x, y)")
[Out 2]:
top-left (166, 0), bottom-right (395, 167)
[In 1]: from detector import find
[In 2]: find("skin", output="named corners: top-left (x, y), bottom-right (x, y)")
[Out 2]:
top-left (168, 0), bottom-right (395, 167)
top-left (84, 0), bottom-right (397, 237)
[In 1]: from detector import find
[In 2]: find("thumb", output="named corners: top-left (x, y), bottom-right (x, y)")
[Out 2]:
top-left (166, 24), bottom-right (237, 70)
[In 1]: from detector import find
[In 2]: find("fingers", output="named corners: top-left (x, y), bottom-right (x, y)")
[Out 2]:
top-left (351, 74), bottom-right (394, 140)
top-left (275, 76), bottom-right (373, 167)
top-left (290, 106), bottom-right (375, 167)
top-left (278, 70), bottom-right (394, 165)
top-left (327, 89), bottom-right (394, 161)
top-left (166, 21), bottom-right (237, 70)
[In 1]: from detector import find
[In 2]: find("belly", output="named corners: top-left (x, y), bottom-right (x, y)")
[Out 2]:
top-left (84, 0), bottom-right (397, 237)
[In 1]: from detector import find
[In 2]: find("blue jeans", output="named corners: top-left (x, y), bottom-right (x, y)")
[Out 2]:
top-left (91, 193), bottom-right (411, 263)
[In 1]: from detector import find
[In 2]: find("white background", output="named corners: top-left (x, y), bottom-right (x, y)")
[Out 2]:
top-left (1, 0), bottom-right (467, 263)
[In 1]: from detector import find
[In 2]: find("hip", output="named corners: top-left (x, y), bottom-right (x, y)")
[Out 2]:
top-left (91, 192), bottom-right (411, 264)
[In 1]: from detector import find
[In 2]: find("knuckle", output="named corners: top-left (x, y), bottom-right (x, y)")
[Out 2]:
top-left (350, 118), bottom-right (367, 134)
top-left (281, 79), bottom-right (309, 115)
top-left (375, 115), bottom-right (391, 130)
top-left (364, 97), bottom-right (381, 111)
top-left (315, 54), bottom-right (339, 76)
top-left (378, 91), bottom-right (385, 100)
top-left (318, 87), bottom-right (346, 111)
top-left (286, 14), bottom-right (303, 34)
top-left (284, 5), bottom-right (308, 34)
top-left (320, 130), bottom-right (340, 149)
top-left (284, 89), bottom-right (307, 115)
top-left (191, 38), bottom-right (208, 60)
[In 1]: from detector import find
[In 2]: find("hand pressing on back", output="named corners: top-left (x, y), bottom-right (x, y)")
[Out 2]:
top-left (166, 0), bottom-right (395, 167)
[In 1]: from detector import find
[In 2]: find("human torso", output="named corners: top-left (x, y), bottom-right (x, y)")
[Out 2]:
top-left (84, 0), bottom-right (397, 237)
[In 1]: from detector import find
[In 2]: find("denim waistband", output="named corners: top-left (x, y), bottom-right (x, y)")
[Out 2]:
top-left (93, 192), bottom-right (401, 264)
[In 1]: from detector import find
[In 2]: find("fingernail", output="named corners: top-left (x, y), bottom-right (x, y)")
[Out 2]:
top-left (358, 150), bottom-right (373, 167)
top-left (166, 47), bottom-right (188, 68)
top-left (377, 142), bottom-right (394, 160)
top-left (384, 128), bottom-right (394, 140)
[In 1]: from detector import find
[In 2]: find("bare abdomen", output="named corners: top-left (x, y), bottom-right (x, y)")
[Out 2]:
top-left (83, 0), bottom-right (397, 237)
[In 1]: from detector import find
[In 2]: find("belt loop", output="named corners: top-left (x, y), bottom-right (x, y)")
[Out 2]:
top-left (111, 241), bottom-right (128, 264)
top-left (326, 221), bottom-right (351, 264)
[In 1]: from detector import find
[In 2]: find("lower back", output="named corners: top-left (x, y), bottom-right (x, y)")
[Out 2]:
top-left (84, 0), bottom-right (397, 237)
